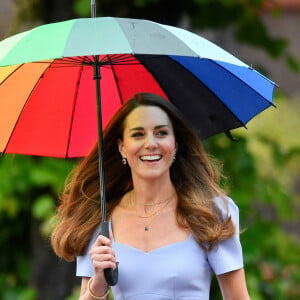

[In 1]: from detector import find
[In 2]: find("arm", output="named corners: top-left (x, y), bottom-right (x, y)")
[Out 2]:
top-left (79, 235), bottom-right (116, 300)
top-left (217, 268), bottom-right (250, 300)
top-left (79, 277), bottom-right (109, 300)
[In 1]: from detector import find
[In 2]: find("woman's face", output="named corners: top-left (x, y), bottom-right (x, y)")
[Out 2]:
top-left (118, 105), bottom-right (177, 182)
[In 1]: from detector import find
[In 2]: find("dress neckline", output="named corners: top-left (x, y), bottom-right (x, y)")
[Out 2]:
top-left (109, 220), bottom-right (192, 254)
top-left (113, 234), bottom-right (193, 254)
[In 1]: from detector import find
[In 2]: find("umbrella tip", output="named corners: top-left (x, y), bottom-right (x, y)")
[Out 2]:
top-left (225, 131), bottom-right (239, 142)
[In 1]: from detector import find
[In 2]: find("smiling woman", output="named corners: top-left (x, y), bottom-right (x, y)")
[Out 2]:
top-left (51, 93), bottom-right (250, 300)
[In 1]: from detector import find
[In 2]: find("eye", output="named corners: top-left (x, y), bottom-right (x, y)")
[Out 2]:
top-left (156, 130), bottom-right (169, 136)
top-left (131, 131), bottom-right (144, 138)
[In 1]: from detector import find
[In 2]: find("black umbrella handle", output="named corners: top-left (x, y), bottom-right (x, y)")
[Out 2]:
top-left (100, 221), bottom-right (118, 286)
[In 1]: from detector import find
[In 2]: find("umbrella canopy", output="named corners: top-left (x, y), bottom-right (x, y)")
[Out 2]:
top-left (0, 17), bottom-right (276, 158)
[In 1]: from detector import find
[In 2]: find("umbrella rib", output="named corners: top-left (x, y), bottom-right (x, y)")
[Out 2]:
top-left (115, 56), bottom-right (139, 65)
top-left (48, 56), bottom-right (95, 68)
top-left (65, 63), bottom-right (85, 158)
top-left (1, 61), bottom-right (54, 155)
top-left (52, 57), bottom-right (87, 67)
top-left (111, 54), bottom-right (136, 63)
top-left (101, 54), bottom-right (138, 66)
top-left (58, 57), bottom-right (82, 64)
top-left (64, 56), bottom-right (86, 63)
top-left (107, 55), bottom-right (125, 105)
top-left (84, 56), bottom-right (95, 65)
top-left (29, 58), bottom-right (87, 67)
top-left (48, 54), bottom-right (136, 68)
top-left (102, 54), bottom-right (126, 64)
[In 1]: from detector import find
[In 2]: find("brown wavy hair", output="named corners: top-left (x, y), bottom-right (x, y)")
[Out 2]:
top-left (51, 93), bottom-right (235, 261)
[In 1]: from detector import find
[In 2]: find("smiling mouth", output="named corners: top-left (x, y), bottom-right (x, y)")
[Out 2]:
top-left (140, 155), bottom-right (162, 162)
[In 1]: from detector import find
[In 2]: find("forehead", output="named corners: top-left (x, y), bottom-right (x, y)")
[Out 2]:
top-left (123, 106), bottom-right (172, 129)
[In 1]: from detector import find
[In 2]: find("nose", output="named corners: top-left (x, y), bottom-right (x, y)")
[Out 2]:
top-left (145, 133), bottom-right (157, 149)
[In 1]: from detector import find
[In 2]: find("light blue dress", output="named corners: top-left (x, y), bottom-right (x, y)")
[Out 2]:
top-left (77, 197), bottom-right (244, 299)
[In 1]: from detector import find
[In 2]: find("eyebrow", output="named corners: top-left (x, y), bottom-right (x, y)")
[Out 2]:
top-left (129, 125), bottom-right (170, 132)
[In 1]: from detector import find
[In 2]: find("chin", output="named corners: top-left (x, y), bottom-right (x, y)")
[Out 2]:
top-left (138, 170), bottom-right (171, 181)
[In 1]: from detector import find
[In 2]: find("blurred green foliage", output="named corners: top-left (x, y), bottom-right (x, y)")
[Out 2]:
top-left (2, 0), bottom-right (299, 299)
top-left (206, 97), bottom-right (300, 299)
top-left (0, 156), bottom-right (75, 300)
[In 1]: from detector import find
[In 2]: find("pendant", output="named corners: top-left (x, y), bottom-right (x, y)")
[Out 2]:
top-left (144, 226), bottom-right (149, 231)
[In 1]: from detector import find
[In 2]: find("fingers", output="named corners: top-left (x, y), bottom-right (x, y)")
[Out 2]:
top-left (90, 253), bottom-right (117, 271)
top-left (89, 234), bottom-right (118, 273)
top-left (94, 234), bottom-right (112, 247)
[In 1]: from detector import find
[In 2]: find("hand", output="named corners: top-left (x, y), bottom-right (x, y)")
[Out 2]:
top-left (89, 234), bottom-right (117, 283)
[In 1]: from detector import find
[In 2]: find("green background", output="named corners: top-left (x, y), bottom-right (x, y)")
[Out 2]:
top-left (0, 0), bottom-right (299, 299)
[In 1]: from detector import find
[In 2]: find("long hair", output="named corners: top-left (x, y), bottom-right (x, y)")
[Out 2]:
top-left (51, 93), bottom-right (235, 261)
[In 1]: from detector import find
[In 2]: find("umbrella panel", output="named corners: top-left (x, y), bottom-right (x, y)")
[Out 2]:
top-left (0, 62), bottom-right (51, 152)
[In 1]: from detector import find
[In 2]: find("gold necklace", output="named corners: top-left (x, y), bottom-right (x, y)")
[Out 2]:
top-left (130, 192), bottom-right (175, 218)
top-left (143, 198), bottom-right (174, 206)
top-left (130, 192), bottom-right (175, 231)
top-left (142, 197), bottom-right (174, 231)
top-left (129, 192), bottom-right (158, 218)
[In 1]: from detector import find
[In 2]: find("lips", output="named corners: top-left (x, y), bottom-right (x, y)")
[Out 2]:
top-left (140, 154), bottom-right (162, 162)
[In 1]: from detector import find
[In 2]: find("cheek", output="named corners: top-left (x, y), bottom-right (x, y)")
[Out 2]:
top-left (123, 142), bottom-right (140, 158)
top-left (163, 140), bottom-right (177, 158)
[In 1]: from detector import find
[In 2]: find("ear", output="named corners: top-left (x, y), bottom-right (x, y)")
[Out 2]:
top-left (117, 138), bottom-right (126, 158)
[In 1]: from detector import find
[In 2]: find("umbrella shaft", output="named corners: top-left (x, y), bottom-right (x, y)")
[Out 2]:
top-left (93, 57), bottom-right (119, 287)
top-left (91, 0), bottom-right (96, 18)
top-left (93, 55), bottom-right (106, 221)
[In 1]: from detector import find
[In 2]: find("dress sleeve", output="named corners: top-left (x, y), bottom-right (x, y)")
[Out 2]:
top-left (207, 197), bottom-right (244, 275)
top-left (76, 225), bottom-right (101, 277)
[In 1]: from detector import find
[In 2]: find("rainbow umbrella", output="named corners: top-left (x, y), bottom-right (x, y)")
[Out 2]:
top-left (0, 17), bottom-right (276, 158)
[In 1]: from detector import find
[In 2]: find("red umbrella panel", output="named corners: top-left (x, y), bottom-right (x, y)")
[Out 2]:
top-left (0, 55), bottom-right (167, 158)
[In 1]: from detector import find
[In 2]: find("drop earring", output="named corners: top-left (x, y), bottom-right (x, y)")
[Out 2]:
top-left (121, 157), bottom-right (127, 165)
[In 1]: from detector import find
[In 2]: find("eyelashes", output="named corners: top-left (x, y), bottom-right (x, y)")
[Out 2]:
top-left (131, 132), bottom-right (144, 138)
top-left (131, 130), bottom-right (169, 138)
top-left (156, 130), bottom-right (168, 136)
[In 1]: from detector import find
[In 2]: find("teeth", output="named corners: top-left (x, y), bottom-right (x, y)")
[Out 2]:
top-left (140, 155), bottom-right (161, 161)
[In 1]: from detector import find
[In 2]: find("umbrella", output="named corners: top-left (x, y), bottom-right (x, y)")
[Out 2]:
top-left (0, 21), bottom-right (277, 157)
top-left (0, 2), bottom-right (277, 285)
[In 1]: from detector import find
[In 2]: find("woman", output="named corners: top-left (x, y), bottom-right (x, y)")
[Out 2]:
top-left (51, 93), bottom-right (250, 299)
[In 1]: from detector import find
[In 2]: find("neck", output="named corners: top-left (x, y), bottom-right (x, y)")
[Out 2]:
top-left (128, 176), bottom-right (176, 214)
top-left (132, 177), bottom-right (175, 204)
